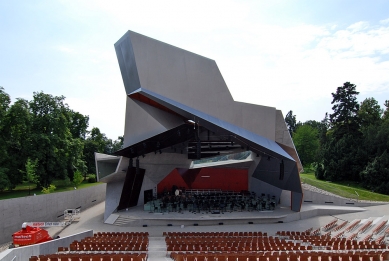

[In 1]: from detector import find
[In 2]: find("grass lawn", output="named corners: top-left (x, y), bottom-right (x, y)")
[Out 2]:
top-left (300, 172), bottom-right (389, 202)
top-left (0, 179), bottom-right (102, 201)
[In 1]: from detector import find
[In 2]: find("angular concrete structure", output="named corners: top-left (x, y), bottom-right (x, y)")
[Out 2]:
top-left (96, 31), bottom-right (303, 221)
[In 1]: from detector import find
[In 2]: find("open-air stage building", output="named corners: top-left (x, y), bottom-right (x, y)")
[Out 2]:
top-left (96, 30), bottom-right (304, 224)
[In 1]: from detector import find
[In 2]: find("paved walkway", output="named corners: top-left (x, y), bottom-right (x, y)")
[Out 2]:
top-left (3, 201), bottom-right (388, 259)
top-left (55, 201), bottom-right (389, 237)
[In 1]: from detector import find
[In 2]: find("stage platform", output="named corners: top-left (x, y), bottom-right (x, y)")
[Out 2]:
top-left (104, 203), bottom-right (366, 227)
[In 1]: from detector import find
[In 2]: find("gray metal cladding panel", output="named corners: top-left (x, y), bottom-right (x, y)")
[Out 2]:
top-left (123, 97), bottom-right (183, 148)
top-left (283, 163), bottom-right (302, 193)
top-left (134, 87), bottom-right (294, 161)
top-left (115, 32), bottom-right (141, 94)
top-left (251, 156), bottom-right (301, 193)
top-left (97, 160), bottom-right (120, 180)
top-left (291, 191), bottom-right (303, 212)
top-left (125, 31), bottom-right (235, 120)
top-left (252, 157), bottom-right (284, 187)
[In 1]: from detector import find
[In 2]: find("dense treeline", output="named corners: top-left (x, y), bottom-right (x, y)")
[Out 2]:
top-left (286, 82), bottom-right (389, 195)
top-left (0, 87), bottom-right (123, 191)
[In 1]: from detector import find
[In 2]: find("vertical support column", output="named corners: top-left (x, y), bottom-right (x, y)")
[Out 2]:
top-left (117, 160), bottom-right (136, 210)
top-left (136, 158), bottom-right (139, 175)
top-left (291, 191), bottom-right (303, 212)
top-left (128, 157), bottom-right (145, 207)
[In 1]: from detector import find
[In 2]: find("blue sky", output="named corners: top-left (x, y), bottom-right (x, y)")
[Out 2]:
top-left (1, 1), bottom-right (389, 139)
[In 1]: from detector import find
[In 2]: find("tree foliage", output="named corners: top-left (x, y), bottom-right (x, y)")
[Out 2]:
top-left (0, 87), bottom-right (120, 192)
top-left (329, 82), bottom-right (360, 137)
top-left (23, 158), bottom-right (39, 195)
top-left (383, 100), bottom-right (389, 122)
top-left (359, 97), bottom-right (382, 128)
top-left (41, 184), bottom-right (56, 194)
top-left (360, 150), bottom-right (389, 194)
top-left (285, 110), bottom-right (297, 137)
top-left (312, 82), bottom-right (389, 194)
top-left (6, 98), bottom-right (31, 188)
top-left (0, 87), bottom-right (11, 188)
top-left (0, 167), bottom-right (10, 192)
top-left (72, 170), bottom-right (84, 188)
top-left (293, 124), bottom-right (319, 167)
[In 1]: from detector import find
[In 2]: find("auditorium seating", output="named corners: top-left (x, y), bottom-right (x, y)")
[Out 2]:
top-left (165, 231), bottom-right (388, 261)
top-left (28, 232), bottom-right (150, 261)
top-left (68, 232), bottom-right (149, 252)
top-left (30, 253), bottom-right (147, 261)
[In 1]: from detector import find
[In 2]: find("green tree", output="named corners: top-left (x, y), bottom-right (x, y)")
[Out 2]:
top-left (359, 97), bottom-right (382, 128)
top-left (5, 98), bottom-right (31, 188)
top-left (0, 167), bottom-right (11, 192)
top-left (360, 150), bottom-right (389, 194)
top-left (318, 82), bottom-right (366, 181)
top-left (301, 120), bottom-right (322, 130)
top-left (72, 170), bottom-right (83, 188)
top-left (111, 136), bottom-right (124, 153)
top-left (383, 100), bottom-right (389, 122)
top-left (83, 127), bottom-right (111, 174)
top-left (329, 82), bottom-right (360, 137)
top-left (29, 92), bottom-right (72, 187)
top-left (0, 87), bottom-right (11, 186)
top-left (23, 158), bottom-right (39, 195)
top-left (0, 87), bottom-right (10, 123)
top-left (285, 110), bottom-right (297, 137)
top-left (322, 133), bottom-right (366, 181)
top-left (293, 124), bottom-right (319, 167)
top-left (314, 114), bottom-right (330, 180)
top-left (67, 110), bottom-right (89, 139)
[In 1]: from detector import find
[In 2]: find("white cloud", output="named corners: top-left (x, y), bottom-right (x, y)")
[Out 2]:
top-left (51, 1), bottom-right (389, 127)
top-left (212, 18), bottom-right (389, 123)
top-left (380, 18), bottom-right (389, 25)
top-left (347, 21), bottom-right (370, 32)
top-left (55, 45), bottom-right (76, 54)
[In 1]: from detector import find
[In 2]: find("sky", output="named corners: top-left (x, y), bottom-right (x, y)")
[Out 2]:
top-left (1, 0), bottom-right (389, 140)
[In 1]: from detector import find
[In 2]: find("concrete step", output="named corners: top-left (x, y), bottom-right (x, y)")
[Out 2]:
top-left (147, 236), bottom-right (168, 261)
top-left (113, 215), bottom-right (135, 226)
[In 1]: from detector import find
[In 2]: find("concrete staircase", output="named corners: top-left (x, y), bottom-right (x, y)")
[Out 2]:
top-left (113, 215), bottom-right (135, 226)
top-left (147, 236), bottom-right (168, 261)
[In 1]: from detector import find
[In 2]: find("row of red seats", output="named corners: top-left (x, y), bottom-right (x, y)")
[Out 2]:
top-left (29, 252), bottom-right (147, 261)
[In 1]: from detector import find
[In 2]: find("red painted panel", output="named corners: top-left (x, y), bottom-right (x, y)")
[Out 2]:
top-left (157, 169), bottom-right (189, 194)
top-left (157, 168), bottom-right (248, 193)
top-left (182, 168), bottom-right (201, 187)
top-left (191, 168), bottom-right (248, 192)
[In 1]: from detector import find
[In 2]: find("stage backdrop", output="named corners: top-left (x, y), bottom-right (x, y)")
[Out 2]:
top-left (157, 168), bottom-right (248, 194)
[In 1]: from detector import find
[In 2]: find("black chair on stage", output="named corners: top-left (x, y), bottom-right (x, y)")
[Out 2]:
top-left (260, 201), bottom-right (267, 211)
top-left (270, 201), bottom-right (276, 210)
top-left (203, 201), bottom-right (210, 213)
top-left (161, 202), bottom-right (167, 212)
top-left (153, 203), bottom-right (159, 213)
top-left (230, 202), bottom-right (235, 212)
top-left (240, 202), bottom-right (246, 212)
top-left (220, 202), bottom-right (226, 214)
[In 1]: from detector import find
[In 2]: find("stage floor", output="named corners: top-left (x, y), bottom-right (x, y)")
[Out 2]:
top-left (105, 203), bottom-right (366, 227)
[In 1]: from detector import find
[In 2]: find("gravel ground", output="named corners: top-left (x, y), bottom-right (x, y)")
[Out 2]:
top-left (302, 183), bottom-right (343, 198)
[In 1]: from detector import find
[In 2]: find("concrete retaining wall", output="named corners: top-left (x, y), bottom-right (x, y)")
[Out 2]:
top-left (0, 184), bottom-right (106, 245)
top-left (302, 188), bottom-right (385, 207)
top-left (0, 230), bottom-right (93, 261)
